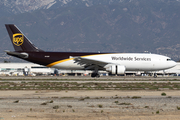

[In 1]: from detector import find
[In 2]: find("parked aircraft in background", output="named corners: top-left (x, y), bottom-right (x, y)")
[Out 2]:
top-left (5, 24), bottom-right (176, 77)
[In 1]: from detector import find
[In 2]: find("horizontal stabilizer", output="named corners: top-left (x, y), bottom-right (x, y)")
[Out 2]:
top-left (5, 50), bottom-right (28, 58)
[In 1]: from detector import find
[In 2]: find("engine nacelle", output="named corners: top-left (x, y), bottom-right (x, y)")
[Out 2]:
top-left (105, 64), bottom-right (126, 74)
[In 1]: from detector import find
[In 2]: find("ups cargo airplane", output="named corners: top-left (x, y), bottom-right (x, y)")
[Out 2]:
top-left (5, 24), bottom-right (176, 77)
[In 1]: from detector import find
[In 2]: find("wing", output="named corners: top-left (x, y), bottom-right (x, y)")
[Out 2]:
top-left (73, 56), bottom-right (109, 70)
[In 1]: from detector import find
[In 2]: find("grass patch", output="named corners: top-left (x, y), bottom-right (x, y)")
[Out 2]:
top-left (0, 81), bottom-right (180, 90)
top-left (118, 103), bottom-right (132, 105)
top-left (131, 96), bottom-right (141, 99)
top-left (61, 97), bottom-right (74, 99)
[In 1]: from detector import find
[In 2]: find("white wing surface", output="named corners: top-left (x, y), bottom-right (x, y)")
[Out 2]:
top-left (73, 56), bottom-right (109, 70)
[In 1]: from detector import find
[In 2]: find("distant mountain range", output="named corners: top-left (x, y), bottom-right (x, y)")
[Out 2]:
top-left (1, 0), bottom-right (180, 14)
top-left (1, 0), bottom-right (180, 62)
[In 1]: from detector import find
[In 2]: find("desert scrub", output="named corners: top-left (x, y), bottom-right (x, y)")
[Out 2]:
top-left (114, 101), bottom-right (119, 104)
top-left (131, 96), bottom-right (141, 99)
top-left (167, 96), bottom-right (172, 98)
top-left (13, 100), bottom-right (19, 103)
top-left (177, 106), bottom-right (180, 110)
top-left (98, 104), bottom-right (103, 108)
top-left (161, 92), bottom-right (166, 96)
top-left (118, 103), bottom-right (132, 105)
top-left (53, 105), bottom-right (59, 109)
top-left (156, 110), bottom-right (159, 114)
top-left (144, 106), bottom-right (149, 108)
top-left (41, 102), bottom-right (47, 105)
top-left (67, 105), bottom-right (72, 108)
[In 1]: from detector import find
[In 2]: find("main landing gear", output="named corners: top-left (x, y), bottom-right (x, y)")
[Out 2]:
top-left (91, 73), bottom-right (100, 78)
top-left (91, 65), bottom-right (100, 78)
top-left (154, 73), bottom-right (157, 78)
top-left (149, 73), bottom-right (157, 78)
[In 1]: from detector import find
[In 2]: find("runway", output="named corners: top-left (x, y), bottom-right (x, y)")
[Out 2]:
top-left (0, 76), bottom-right (180, 80)
top-left (1, 80), bottom-right (180, 83)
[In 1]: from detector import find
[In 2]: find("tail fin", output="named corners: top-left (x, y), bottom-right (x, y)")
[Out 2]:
top-left (5, 24), bottom-right (43, 52)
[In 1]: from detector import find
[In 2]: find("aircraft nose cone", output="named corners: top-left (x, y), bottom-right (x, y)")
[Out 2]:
top-left (169, 61), bottom-right (176, 68)
top-left (172, 61), bottom-right (177, 67)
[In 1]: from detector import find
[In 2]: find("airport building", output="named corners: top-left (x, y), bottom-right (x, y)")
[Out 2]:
top-left (0, 62), bottom-right (179, 76)
top-left (0, 63), bottom-right (106, 76)
top-left (0, 63), bottom-right (53, 76)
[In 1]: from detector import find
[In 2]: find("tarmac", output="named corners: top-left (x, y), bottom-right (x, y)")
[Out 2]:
top-left (0, 75), bottom-right (179, 80)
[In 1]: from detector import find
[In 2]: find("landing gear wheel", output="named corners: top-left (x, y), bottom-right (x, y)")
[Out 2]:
top-left (91, 73), bottom-right (96, 77)
top-left (96, 74), bottom-right (100, 78)
top-left (154, 74), bottom-right (157, 78)
top-left (91, 73), bottom-right (100, 78)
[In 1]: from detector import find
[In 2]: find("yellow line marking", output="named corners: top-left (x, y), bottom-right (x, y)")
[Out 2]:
top-left (47, 58), bottom-right (74, 67)
top-left (81, 53), bottom-right (111, 58)
top-left (46, 53), bottom-right (122, 67)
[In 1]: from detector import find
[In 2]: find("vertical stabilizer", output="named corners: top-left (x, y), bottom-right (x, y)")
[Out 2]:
top-left (5, 24), bottom-right (43, 52)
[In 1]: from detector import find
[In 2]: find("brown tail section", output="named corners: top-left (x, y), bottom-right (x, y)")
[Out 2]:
top-left (5, 24), bottom-right (44, 52)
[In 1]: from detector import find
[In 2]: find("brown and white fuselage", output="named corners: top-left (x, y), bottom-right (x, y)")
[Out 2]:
top-left (5, 24), bottom-right (176, 77)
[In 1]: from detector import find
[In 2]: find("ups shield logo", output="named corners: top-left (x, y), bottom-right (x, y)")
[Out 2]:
top-left (13, 33), bottom-right (24, 46)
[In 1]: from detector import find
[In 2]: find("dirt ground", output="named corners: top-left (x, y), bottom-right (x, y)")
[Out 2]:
top-left (0, 90), bottom-right (180, 120)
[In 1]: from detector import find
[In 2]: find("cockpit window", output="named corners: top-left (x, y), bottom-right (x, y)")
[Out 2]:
top-left (167, 59), bottom-right (172, 61)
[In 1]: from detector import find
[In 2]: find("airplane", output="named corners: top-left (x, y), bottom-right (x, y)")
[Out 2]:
top-left (5, 24), bottom-right (176, 77)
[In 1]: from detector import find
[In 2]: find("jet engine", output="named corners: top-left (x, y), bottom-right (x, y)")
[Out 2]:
top-left (105, 64), bottom-right (126, 74)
